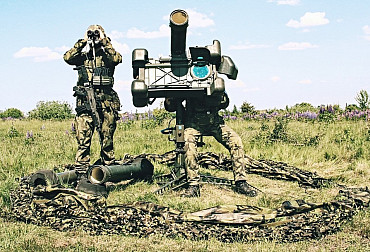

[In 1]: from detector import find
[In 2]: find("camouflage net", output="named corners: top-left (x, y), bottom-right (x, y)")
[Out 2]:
top-left (124, 151), bottom-right (331, 188)
top-left (2, 152), bottom-right (369, 243)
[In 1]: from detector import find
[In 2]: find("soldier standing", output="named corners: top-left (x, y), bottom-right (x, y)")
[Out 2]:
top-left (165, 93), bottom-right (258, 198)
top-left (64, 25), bottom-right (122, 166)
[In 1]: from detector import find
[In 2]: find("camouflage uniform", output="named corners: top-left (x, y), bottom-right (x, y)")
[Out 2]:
top-left (64, 25), bottom-right (122, 165)
top-left (182, 97), bottom-right (249, 185)
top-left (165, 94), bottom-right (250, 188)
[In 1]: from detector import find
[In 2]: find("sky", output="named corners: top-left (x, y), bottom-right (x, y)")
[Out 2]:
top-left (1, 0), bottom-right (370, 114)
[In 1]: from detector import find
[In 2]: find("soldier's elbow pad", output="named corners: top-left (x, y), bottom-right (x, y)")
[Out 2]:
top-left (164, 98), bottom-right (177, 112)
top-left (63, 54), bottom-right (72, 64)
top-left (219, 93), bottom-right (230, 109)
top-left (164, 103), bottom-right (176, 112)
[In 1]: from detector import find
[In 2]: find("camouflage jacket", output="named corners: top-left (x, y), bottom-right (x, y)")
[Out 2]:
top-left (63, 39), bottom-right (122, 111)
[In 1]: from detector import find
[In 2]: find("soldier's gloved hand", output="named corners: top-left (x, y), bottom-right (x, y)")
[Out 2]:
top-left (100, 37), bottom-right (111, 47)
top-left (219, 92), bottom-right (230, 109)
top-left (74, 39), bottom-right (87, 50)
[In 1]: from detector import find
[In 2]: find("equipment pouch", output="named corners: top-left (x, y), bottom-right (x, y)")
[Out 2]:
top-left (100, 90), bottom-right (121, 111)
top-left (75, 104), bottom-right (89, 115)
top-left (111, 90), bottom-right (121, 111)
top-left (194, 113), bottom-right (214, 126)
top-left (92, 76), bottom-right (113, 86)
top-left (92, 67), bottom-right (113, 86)
top-left (95, 96), bottom-right (102, 110)
top-left (73, 66), bottom-right (89, 84)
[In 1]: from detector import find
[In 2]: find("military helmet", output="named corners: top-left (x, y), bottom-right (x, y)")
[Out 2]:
top-left (85, 24), bottom-right (106, 41)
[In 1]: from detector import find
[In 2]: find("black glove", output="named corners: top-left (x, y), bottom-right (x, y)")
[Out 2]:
top-left (100, 37), bottom-right (111, 47)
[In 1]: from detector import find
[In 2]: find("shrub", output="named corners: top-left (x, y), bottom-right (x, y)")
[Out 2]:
top-left (0, 108), bottom-right (24, 119)
top-left (228, 105), bottom-right (240, 116)
top-left (289, 102), bottom-right (317, 113)
top-left (269, 118), bottom-right (288, 142)
top-left (152, 108), bottom-right (174, 125)
top-left (345, 104), bottom-right (360, 112)
top-left (318, 105), bottom-right (336, 122)
top-left (7, 125), bottom-right (21, 138)
top-left (240, 101), bottom-right (256, 114)
top-left (28, 101), bottom-right (74, 120)
top-left (355, 89), bottom-right (369, 110)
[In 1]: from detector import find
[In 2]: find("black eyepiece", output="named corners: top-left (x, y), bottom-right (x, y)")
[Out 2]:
top-left (87, 30), bottom-right (100, 38)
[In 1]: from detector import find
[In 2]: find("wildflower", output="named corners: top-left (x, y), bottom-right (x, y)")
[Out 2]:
top-left (242, 114), bottom-right (251, 120)
top-left (128, 112), bottom-right (135, 121)
top-left (147, 109), bottom-right (154, 120)
top-left (26, 130), bottom-right (33, 139)
top-left (121, 115), bottom-right (127, 123)
top-left (319, 105), bottom-right (325, 114)
top-left (71, 122), bottom-right (76, 133)
top-left (327, 105), bottom-right (334, 114)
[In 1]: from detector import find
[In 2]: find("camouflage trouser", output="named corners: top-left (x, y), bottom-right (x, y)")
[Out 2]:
top-left (184, 124), bottom-right (248, 185)
top-left (75, 109), bottom-right (117, 165)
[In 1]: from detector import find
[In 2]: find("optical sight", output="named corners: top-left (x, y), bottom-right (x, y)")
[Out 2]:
top-left (131, 9), bottom-right (238, 108)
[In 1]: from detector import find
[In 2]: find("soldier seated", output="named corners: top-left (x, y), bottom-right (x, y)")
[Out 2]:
top-left (165, 94), bottom-right (258, 198)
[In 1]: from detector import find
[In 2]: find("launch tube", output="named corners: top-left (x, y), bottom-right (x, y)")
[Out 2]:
top-left (88, 158), bottom-right (154, 185)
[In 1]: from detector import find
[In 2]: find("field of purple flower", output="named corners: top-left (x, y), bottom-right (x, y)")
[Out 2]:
top-left (223, 105), bottom-right (370, 122)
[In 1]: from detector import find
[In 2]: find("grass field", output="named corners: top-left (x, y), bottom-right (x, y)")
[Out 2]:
top-left (0, 118), bottom-right (369, 251)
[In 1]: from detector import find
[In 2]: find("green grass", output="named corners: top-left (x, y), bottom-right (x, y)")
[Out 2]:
top-left (0, 118), bottom-right (369, 251)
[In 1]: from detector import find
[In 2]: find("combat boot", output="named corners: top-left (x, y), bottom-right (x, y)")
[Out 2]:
top-left (182, 185), bottom-right (200, 197)
top-left (234, 181), bottom-right (258, 197)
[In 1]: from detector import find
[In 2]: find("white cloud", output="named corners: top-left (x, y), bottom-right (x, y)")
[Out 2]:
top-left (108, 30), bottom-right (125, 40)
top-left (126, 24), bottom-right (170, 39)
top-left (185, 9), bottom-right (215, 28)
top-left (13, 41), bottom-right (129, 62)
top-left (298, 79), bottom-right (312, 84)
top-left (14, 47), bottom-right (62, 62)
top-left (286, 12), bottom-right (329, 28)
top-left (268, 0), bottom-right (300, 6)
top-left (362, 25), bottom-right (370, 41)
top-left (54, 46), bottom-right (69, 52)
top-left (111, 40), bottom-right (130, 55)
top-left (278, 42), bottom-right (319, 50)
top-left (271, 76), bottom-right (281, 82)
top-left (118, 9), bottom-right (214, 40)
top-left (229, 41), bottom-right (271, 50)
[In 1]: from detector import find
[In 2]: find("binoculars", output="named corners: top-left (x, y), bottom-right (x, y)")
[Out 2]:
top-left (87, 29), bottom-right (100, 38)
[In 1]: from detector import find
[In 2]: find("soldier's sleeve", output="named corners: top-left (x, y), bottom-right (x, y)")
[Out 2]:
top-left (63, 39), bottom-right (86, 65)
top-left (102, 37), bottom-right (122, 66)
